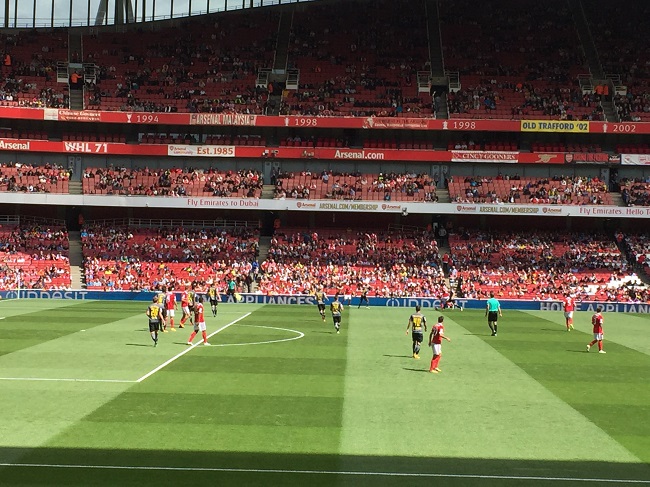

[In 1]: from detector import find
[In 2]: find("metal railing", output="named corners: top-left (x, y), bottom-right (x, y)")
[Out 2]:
top-left (85, 218), bottom-right (258, 229)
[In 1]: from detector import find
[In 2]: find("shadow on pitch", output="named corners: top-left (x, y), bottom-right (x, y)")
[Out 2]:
top-left (383, 354), bottom-right (412, 358)
top-left (125, 343), bottom-right (151, 347)
top-left (402, 367), bottom-right (430, 373)
top-left (1, 446), bottom-right (649, 486)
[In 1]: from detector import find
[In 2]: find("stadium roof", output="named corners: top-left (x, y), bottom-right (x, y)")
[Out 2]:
top-left (1, 0), bottom-right (315, 29)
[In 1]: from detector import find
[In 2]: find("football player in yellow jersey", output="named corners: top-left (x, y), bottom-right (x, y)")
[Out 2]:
top-left (406, 305), bottom-right (427, 359)
top-left (208, 284), bottom-right (220, 317)
top-left (315, 287), bottom-right (328, 322)
top-left (157, 286), bottom-right (168, 332)
top-left (330, 294), bottom-right (344, 334)
top-left (146, 296), bottom-right (166, 347)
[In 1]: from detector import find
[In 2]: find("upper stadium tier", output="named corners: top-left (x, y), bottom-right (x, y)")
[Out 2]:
top-left (0, 0), bottom-right (313, 28)
top-left (0, 0), bottom-right (647, 123)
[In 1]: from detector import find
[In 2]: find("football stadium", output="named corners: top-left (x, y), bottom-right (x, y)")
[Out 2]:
top-left (0, 0), bottom-right (649, 485)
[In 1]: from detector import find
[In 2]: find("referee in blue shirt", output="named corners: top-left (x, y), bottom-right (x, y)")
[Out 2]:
top-left (485, 292), bottom-right (502, 336)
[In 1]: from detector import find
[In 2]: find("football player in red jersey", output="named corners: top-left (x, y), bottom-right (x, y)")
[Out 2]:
top-left (587, 306), bottom-right (606, 353)
top-left (563, 294), bottom-right (576, 331)
top-left (179, 287), bottom-right (191, 328)
top-left (165, 288), bottom-right (177, 331)
top-left (428, 316), bottom-right (451, 373)
top-left (187, 296), bottom-right (210, 346)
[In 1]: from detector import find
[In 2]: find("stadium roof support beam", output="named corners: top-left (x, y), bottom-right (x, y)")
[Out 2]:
top-left (95, 0), bottom-right (135, 25)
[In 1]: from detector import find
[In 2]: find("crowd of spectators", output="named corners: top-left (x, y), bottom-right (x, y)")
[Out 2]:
top-left (81, 224), bottom-right (259, 291)
top-left (258, 228), bottom-right (446, 297)
top-left (82, 167), bottom-right (263, 198)
top-left (614, 89), bottom-right (650, 122)
top-left (0, 162), bottom-right (70, 194)
top-left (620, 178), bottom-right (650, 206)
top-left (83, 10), bottom-right (278, 113)
top-left (1, 30), bottom-right (69, 108)
top-left (274, 171), bottom-right (437, 201)
top-left (0, 223), bottom-right (70, 290)
top-left (619, 232), bottom-right (650, 282)
top-left (448, 175), bottom-right (610, 205)
top-left (283, 0), bottom-right (432, 117)
top-left (447, 229), bottom-right (648, 301)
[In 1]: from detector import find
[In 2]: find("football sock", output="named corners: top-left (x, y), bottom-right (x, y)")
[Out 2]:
top-left (414, 343), bottom-right (421, 355)
top-left (494, 325), bottom-right (498, 334)
top-left (202, 331), bottom-right (208, 343)
top-left (598, 340), bottom-right (603, 351)
top-left (188, 331), bottom-right (197, 342)
top-left (430, 358), bottom-right (436, 371)
top-left (589, 340), bottom-right (597, 347)
top-left (489, 324), bottom-right (494, 333)
top-left (431, 355), bottom-right (441, 369)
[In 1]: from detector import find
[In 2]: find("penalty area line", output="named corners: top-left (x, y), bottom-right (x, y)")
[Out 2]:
top-left (135, 312), bottom-right (251, 383)
top-left (0, 463), bottom-right (648, 484)
top-left (0, 377), bottom-right (136, 383)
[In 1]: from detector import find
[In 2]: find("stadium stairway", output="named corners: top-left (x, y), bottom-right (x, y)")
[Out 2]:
top-left (68, 181), bottom-right (82, 195)
top-left (436, 189), bottom-right (450, 203)
top-left (425, 0), bottom-right (445, 78)
top-left (567, 0), bottom-right (604, 79)
top-left (262, 184), bottom-right (276, 199)
top-left (609, 192), bottom-right (624, 206)
top-left (68, 231), bottom-right (84, 289)
top-left (257, 236), bottom-right (272, 264)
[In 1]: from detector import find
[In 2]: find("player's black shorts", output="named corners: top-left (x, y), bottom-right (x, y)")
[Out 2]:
top-left (332, 315), bottom-right (341, 324)
top-left (210, 298), bottom-right (219, 306)
top-left (317, 303), bottom-right (326, 312)
top-left (149, 320), bottom-right (161, 332)
top-left (412, 331), bottom-right (424, 343)
top-left (488, 311), bottom-right (498, 322)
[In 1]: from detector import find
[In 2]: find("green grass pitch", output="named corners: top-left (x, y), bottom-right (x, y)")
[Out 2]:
top-left (0, 299), bottom-right (648, 486)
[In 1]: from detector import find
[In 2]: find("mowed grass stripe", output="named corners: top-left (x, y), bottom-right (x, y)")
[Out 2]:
top-left (340, 308), bottom-right (641, 466)
top-left (35, 305), bottom-right (349, 459)
top-left (468, 310), bottom-right (650, 464)
top-left (0, 300), bottom-right (138, 358)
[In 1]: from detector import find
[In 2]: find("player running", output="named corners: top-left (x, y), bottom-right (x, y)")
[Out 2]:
top-left (187, 296), bottom-right (211, 346)
top-left (330, 294), bottom-right (344, 334)
top-left (587, 306), bottom-right (606, 354)
top-left (563, 293), bottom-right (575, 331)
top-left (315, 287), bottom-right (328, 322)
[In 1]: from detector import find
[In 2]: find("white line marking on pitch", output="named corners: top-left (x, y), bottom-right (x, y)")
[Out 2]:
top-left (214, 324), bottom-right (304, 347)
top-left (0, 463), bottom-right (647, 484)
top-left (0, 377), bottom-right (136, 383)
top-left (135, 312), bottom-right (251, 383)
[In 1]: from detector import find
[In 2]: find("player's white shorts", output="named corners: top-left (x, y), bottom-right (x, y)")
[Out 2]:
top-left (344, 294), bottom-right (351, 301)
top-left (194, 321), bottom-right (207, 332)
top-left (166, 309), bottom-right (175, 317)
top-left (431, 343), bottom-right (442, 355)
top-left (593, 333), bottom-right (603, 341)
top-left (564, 311), bottom-right (573, 319)
top-left (182, 306), bottom-right (190, 315)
